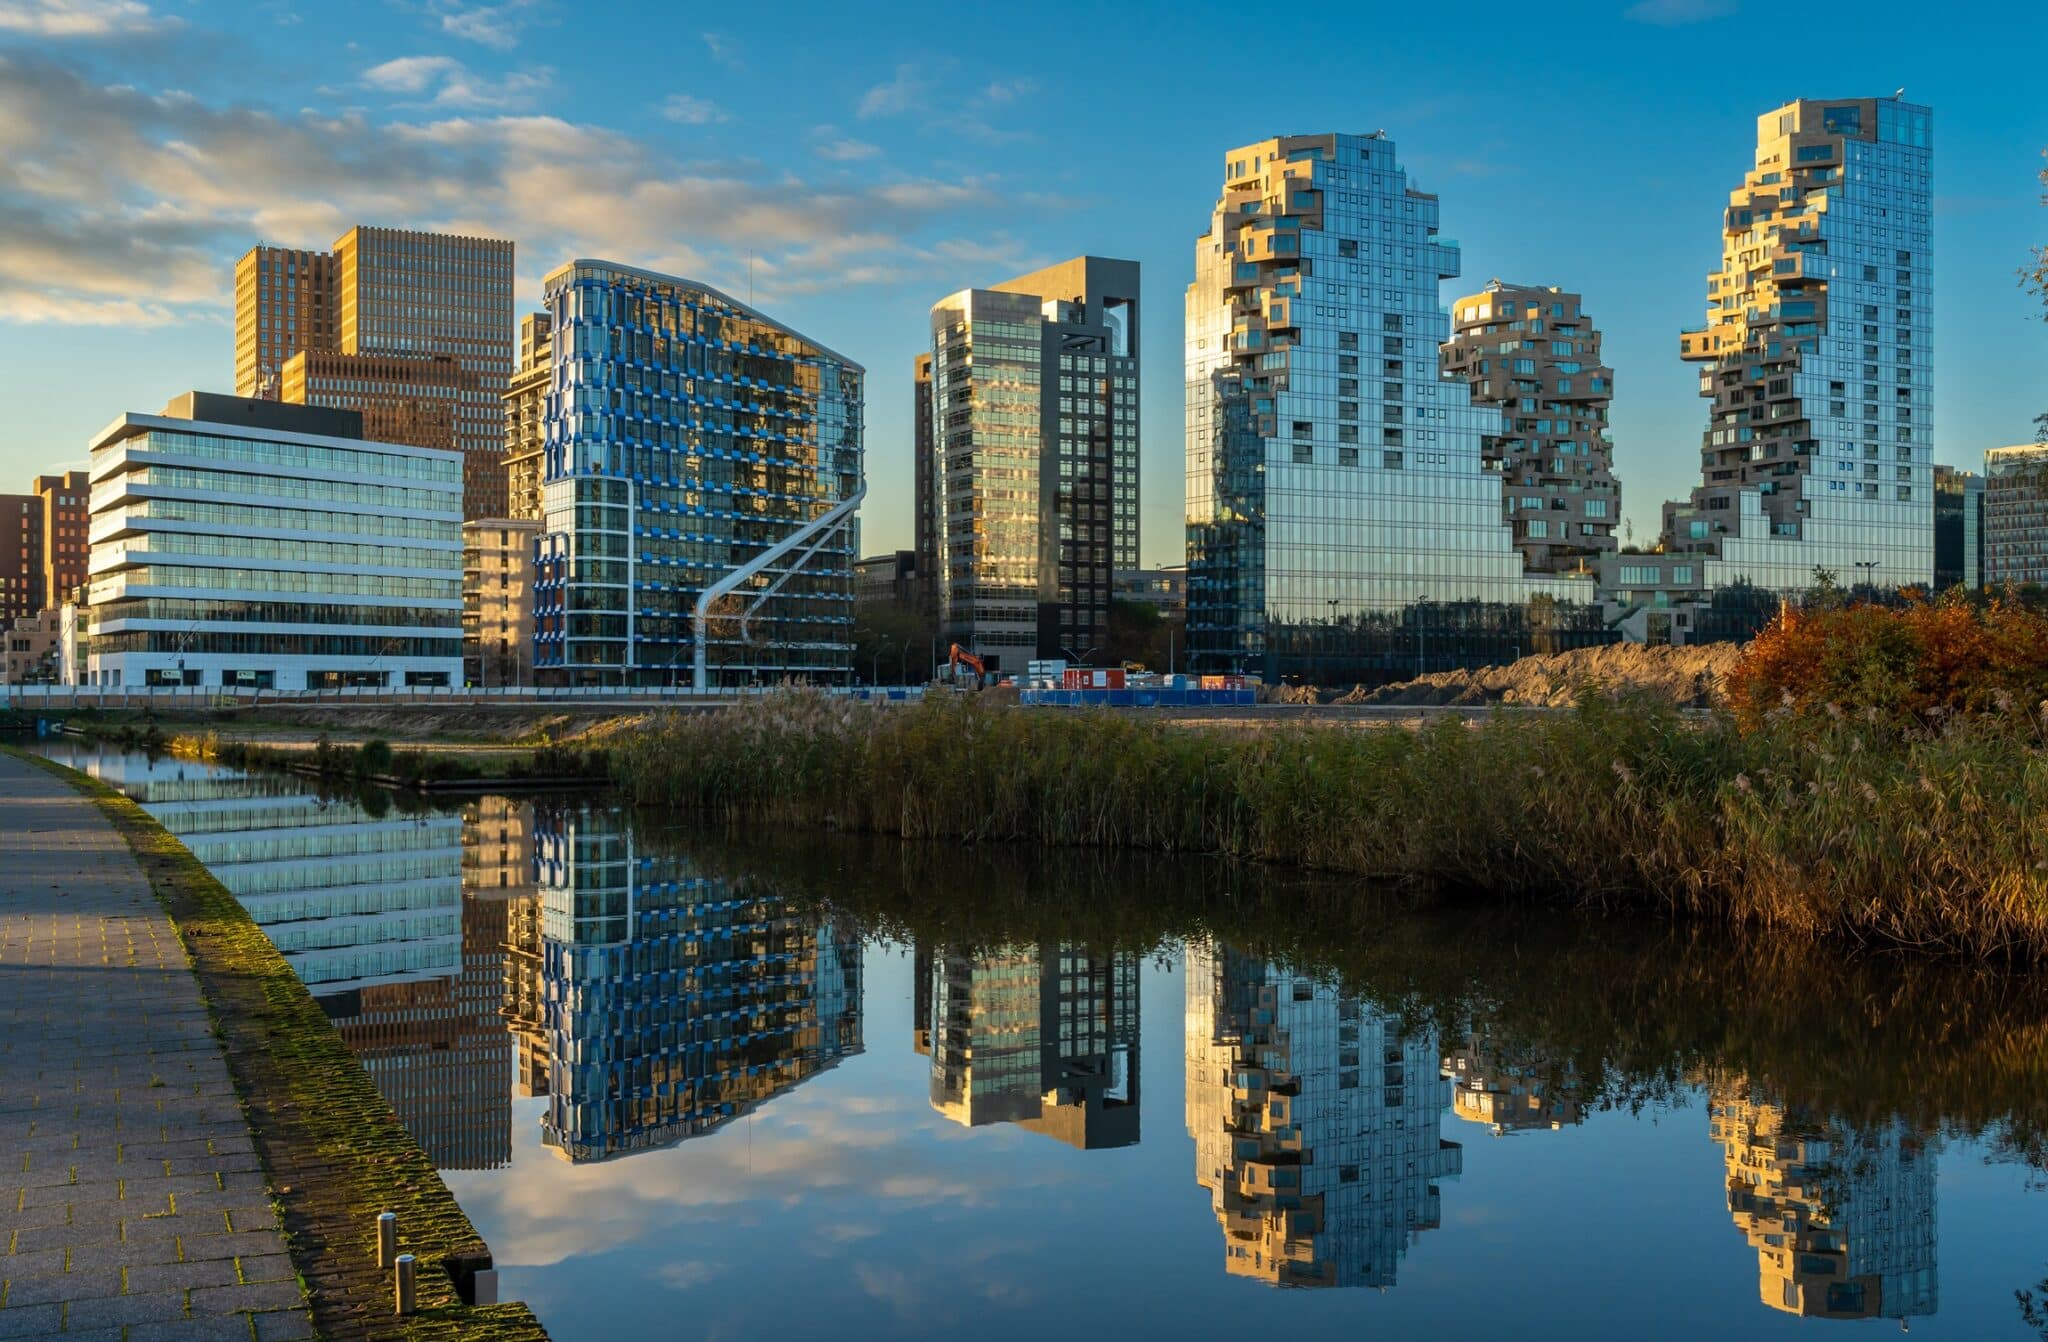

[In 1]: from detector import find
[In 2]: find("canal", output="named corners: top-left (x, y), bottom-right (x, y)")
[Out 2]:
top-left (31, 739), bottom-right (2048, 1339)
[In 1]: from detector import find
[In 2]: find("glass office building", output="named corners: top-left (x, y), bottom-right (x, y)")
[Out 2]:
top-left (928, 258), bottom-right (1141, 670)
top-left (535, 261), bottom-right (864, 686)
top-left (84, 392), bottom-right (464, 690)
top-left (1185, 133), bottom-right (1607, 684)
top-left (1184, 942), bottom-right (1461, 1288)
top-left (1662, 98), bottom-right (1934, 594)
top-left (529, 809), bottom-right (864, 1162)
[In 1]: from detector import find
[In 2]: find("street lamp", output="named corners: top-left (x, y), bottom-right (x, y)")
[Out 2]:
top-left (1414, 594), bottom-right (1427, 678)
top-left (1854, 559), bottom-right (1877, 594)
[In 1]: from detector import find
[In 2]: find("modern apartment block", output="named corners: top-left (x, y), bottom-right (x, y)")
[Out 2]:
top-left (534, 260), bottom-right (864, 686)
top-left (234, 226), bottom-right (514, 519)
top-left (84, 392), bottom-right (464, 690)
top-left (920, 941), bottom-right (1140, 1150)
top-left (911, 351), bottom-right (936, 616)
top-left (529, 809), bottom-right (863, 1161)
top-left (1185, 943), bottom-right (1461, 1288)
top-left (1441, 281), bottom-right (1620, 574)
top-left (463, 517), bottom-right (539, 687)
top-left (34, 470), bottom-right (90, 609)
top-left (1710, 1086), bottom-right (1937, 1321)
top-left (1185, 132), bottom-right (1605, 683)
top-left (1661, 97), bottom-right (1934, 593)
top-left (0, 492), bottom-right (40, 626)
top-left (1982, 444), bottom-right (2048, 586)
top-left (1933, 464), bottom-right (1985, 591)
top-left (503, 312), bottom-right (553, 522)
top-left (928, 257), bottom-right (1140, 671)
top-left (1443, 1028), bottom-right (1585, 1136)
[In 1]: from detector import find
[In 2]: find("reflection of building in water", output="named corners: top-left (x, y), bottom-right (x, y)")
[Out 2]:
top-left (1443, 1030), bottom-right (1584, 1136)
top-left (531, 810), bottom-right (863, 1161)
top-left (919, 941), bottom-right (1141, 1150)
top-left (1185, 944), bottom-right (1461, 1288)
top-left (54, 750), bottom-right (512, 1168)
top-left (1710, 1085), bottom-right (1938, 1321)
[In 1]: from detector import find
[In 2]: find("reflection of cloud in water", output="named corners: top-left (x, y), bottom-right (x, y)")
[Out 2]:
top-left (450, 1086), bottom-right (1071, 1269)
top-left (656, 1260), bottom-right (727, 1292)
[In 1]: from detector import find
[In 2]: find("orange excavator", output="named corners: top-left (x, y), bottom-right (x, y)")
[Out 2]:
top-left (946, 643), bottom-right (989, 687)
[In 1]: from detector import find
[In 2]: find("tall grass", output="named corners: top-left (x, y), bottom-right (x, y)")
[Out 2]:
top-left (609, 690), bottom-right (2048, 958)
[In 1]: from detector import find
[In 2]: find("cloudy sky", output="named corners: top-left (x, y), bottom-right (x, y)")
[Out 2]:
top-left (1, 0), bottom-right (2043, 558)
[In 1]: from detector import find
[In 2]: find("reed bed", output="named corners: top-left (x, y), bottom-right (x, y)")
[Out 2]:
top-left (609, 691), bottom-right (2048, 959)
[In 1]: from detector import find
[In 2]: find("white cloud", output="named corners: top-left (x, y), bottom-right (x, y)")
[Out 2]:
top-left (361, 54), bottom-right (550, 109)
top-left (701, 31), bottom-right (742, 70)
top-left (858, 64), bottom-right (922, 119)
top-left (0, 0), bottom-right (164, 36)
top-left (661, 94), bottom-right (726, 125)
top-left (977, 78), bottom-right (1034, 106)
top-left (1623, 0), bottom-right (1737, 23)
top-left (815, 137), bottom-right (880, 162)
top-left (436, 0), bottom-right (541, 50)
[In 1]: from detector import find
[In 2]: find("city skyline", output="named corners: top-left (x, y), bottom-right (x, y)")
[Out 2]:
top-left (2, 2), bottom-right (2042, 568)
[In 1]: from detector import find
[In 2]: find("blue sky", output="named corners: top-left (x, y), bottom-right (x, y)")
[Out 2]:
top-left (0, 0), bottom-right (2043, 562)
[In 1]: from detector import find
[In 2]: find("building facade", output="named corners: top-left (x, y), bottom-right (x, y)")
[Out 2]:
top-left (534, 260), bottom-right (864, 686)
top-left (234, 245), bottom-right (338, 398)
top-left (1185, 132), bottom-right (1607, 684)
top-left (0, 492), bottom-right (39, 627)
top-left (853, 550), bottom-right (919, 607)
top-left (1, 608), bottom-right (63, 684)
top-left (920, 941), bottom-right (1140, 1150)
top-left (463, 517), bottom-right (540, 687)
top-left (929, 257), bottom-right (1140, 671)
top-left (911, 352), bottom-right (936, 616)
top-left (34, 470), bottom-right (89, 610)
top-left (1933, 464), bottom-right (1985, 591)
top-left (84, 393), bottom-right (464, 690)
top-left (1661, 97), bottom-right (1934, 594)
top-left (1185, 943), bottom-right (1461, 1287)
top-left (1983, 445), bottom-right (2048, 587)
top-left (236, 227), bottom-right (514, 519)
top-left (1441, 281), bottom-right (1620, 574)
top-left (504, 313), bottom-right (553, 522)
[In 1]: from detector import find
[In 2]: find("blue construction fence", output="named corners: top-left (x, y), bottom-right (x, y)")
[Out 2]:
top-left (1018, 687), bottom-right (1257, 709)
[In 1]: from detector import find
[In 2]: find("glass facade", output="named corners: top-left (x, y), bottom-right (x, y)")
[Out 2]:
top-left (1932, 464), bottom-right (1984, 591)
top-left (1982, 445), bottom-right (2048, 586)
top-left (84, 397), bottom-right (465, 690)
top-left (1184, 942), bottom-right (1461, 1288)
top-left (535, 261), bottom-right (864, 686)
top-left (528, 808), bottom-right (864, 1161)
top-left (1186, 133), bottom-right (1608, 684)
top-left (1663, 98), bottom-right (1934, 594)
top-left (928, 258), bottom-right (1140, 670)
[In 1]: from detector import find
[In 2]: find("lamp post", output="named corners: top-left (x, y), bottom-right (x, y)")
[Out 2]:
top-left (1854, 559), bottom-right (1877, 596)
top-left (1414, 595), bottom-right (1427, 678)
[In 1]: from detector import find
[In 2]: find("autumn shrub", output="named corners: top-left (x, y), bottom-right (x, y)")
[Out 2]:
top-left (1724, 596), bottom-right (2048, 730)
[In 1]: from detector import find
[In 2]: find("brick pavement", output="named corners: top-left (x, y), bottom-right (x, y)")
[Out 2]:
top-left (0, 753), bottom-right (313, 1340)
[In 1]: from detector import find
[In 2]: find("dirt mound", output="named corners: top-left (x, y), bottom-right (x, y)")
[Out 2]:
top-left (1359, 642), bottom-right (1744, 709)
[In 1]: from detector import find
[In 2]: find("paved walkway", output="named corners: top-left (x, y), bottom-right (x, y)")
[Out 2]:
top-left (0, 754), bottom-right (312, 1340)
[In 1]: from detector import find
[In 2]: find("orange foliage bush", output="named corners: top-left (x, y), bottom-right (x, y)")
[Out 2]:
top-left (1724, 596), bottom-right (2048, 730)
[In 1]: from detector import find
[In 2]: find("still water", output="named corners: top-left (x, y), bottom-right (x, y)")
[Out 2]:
top-left (33, 741), bottom-right (2048, 1340)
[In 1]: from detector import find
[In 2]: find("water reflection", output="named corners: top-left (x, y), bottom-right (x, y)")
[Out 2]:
top-left (915, 941), bottom-right (1140, 1149)
top-left (1711, 1084), bottom-right (1939, 1322)
top-left (522, 807), bottom-right (863, 1162)
top-left (1185, 945), bottom-right (1460, 1288)
top-left (28, 744), bottom-right (2048, 1339)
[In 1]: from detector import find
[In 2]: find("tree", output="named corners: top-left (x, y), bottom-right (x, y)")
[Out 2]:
top-left (2026, 148), bottom-right (2048, 442)
top-left (851, 599), bottom-right (937, 685)
top-left (1104, 598), bottom-right (1185, 672)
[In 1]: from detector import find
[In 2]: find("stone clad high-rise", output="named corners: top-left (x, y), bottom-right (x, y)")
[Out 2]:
top-left (1184, 132), bottom-right (1606, 684)
top-left (1662, 97), bottom-right (1934, 592)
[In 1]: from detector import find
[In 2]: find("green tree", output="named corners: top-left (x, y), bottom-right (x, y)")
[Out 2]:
top-left (852, 600), bottom-right (937, 685)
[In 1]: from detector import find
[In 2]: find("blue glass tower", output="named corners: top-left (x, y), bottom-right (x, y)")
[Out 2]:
top-left (534, 261), bottom-right (864, 686)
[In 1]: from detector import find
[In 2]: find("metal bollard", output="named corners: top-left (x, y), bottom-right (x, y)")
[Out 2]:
top-left (376, 1211), bottom-right (397, 1268)
top-left (394, 1253), bottom-right (417, 1316)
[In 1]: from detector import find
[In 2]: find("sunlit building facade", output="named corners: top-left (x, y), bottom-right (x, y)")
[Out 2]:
top-left (920, 941), bottom-right (1140, 1150)
top-left (1710, 1084), bottom-right (1938, 1322)
top-left (929, 257), bottom-right (1140, 671)
top-left (1662, 97), bottom-right (1934, 594)
top-left (1185, 132), bottom-right (1606, 684)
top-left (1982, 444), bottom-right (2048, 587)
top-left (504, 313), bottom-right (553, 523)
top-left (1185, 943), bottom-right (1461, 1288)
top-left (1443, 1029), bottom-right (1584, 1136)
top-left (463, 517), bottom-right (539, 687)
top-left (1441, 282), bottom-right (1620, 574)
top-left (84, 393), bottom-right (463, 691)
top-left (535, 261), bottom-right (864, 686)
top-left (531, 810), bottom-right (863, 1161)
top-left (34, 470), bottom-right (90, 610)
